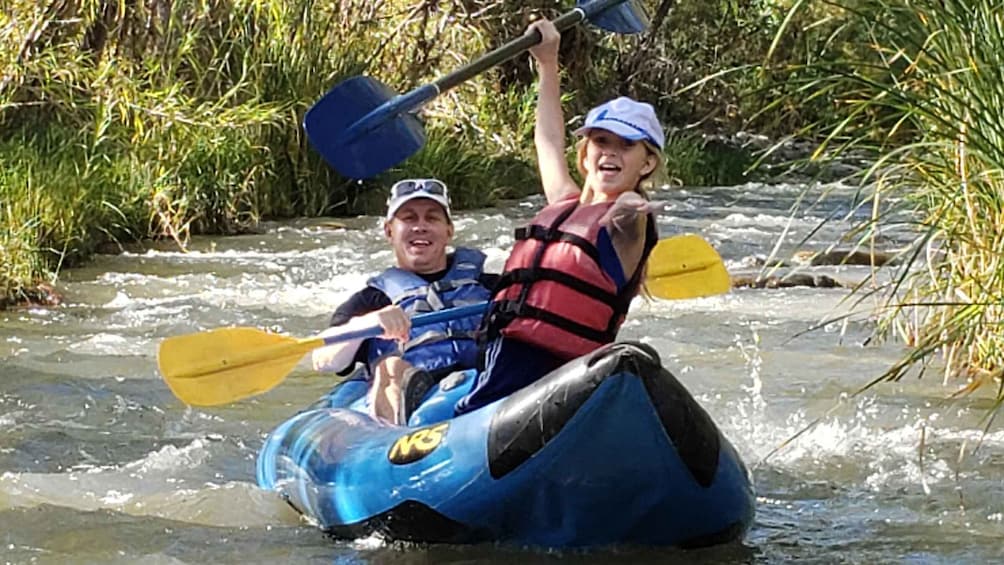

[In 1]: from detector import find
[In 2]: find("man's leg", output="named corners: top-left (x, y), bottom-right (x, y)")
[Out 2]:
top-left (369, 356), bottom-right (409, 424)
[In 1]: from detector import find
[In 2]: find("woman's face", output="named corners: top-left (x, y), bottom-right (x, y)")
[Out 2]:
top-left (580, 130), bottom-right (656, 199)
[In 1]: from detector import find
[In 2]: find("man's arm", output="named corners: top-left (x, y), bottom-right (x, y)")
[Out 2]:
top-left (313, 288), bottom-right (391, 374)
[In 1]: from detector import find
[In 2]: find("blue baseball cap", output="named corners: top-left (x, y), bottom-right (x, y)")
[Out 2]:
top-left (573, 96), bottom-right (665, 150)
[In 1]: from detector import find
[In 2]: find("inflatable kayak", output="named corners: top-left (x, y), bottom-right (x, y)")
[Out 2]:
top-left (256, 342), bottom-right (755, 548)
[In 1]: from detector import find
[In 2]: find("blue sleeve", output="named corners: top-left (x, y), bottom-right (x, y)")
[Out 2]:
top-left (596, 227), bottom-right (627, 290)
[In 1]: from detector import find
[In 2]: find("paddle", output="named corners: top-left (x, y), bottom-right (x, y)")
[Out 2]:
top-left (305, 0), bottom-right (650, 179)
top-left (158, 303), bottom-right (486, 407)
top-left (647, 234), bottom-right (731, 299)
top-left (158, 233), bottom-right (729, 406)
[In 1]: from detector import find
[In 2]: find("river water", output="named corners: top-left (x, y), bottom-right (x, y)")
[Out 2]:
top-left (2, 182), bottom-right (1002, 564)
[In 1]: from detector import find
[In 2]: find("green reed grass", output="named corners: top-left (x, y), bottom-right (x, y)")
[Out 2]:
top-left (0, 0), bottom-right (538, 298)
top-left (1, 0), bottom-right (788, 303)
top-left (662, 131), bottom-right (755, 186)
top-left (771, 0), bottom-right (1004, 403)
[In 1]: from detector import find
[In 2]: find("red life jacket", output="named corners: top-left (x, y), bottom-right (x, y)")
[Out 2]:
top-left (484, 198), bottom-right (646, 360)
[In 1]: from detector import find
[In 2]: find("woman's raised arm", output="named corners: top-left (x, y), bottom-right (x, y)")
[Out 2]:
top-left (529, 20), bottom-right (580, 204)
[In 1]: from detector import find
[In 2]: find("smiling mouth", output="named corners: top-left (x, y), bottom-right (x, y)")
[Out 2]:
top-left (599, 163), bottom-right (621, 173)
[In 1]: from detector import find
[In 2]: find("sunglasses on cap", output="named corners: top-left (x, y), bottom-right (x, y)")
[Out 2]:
top-left (388, 179), bottom-right (449, 201)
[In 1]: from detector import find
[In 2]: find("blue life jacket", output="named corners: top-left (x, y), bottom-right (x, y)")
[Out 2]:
top-left (366, 247), bottom-right (492, 376)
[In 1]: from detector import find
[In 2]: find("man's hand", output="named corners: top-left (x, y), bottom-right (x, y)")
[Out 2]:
top-left (311, 305), bottom-right (411, 372)
top-left (369, 304), bottom-right (411, 343)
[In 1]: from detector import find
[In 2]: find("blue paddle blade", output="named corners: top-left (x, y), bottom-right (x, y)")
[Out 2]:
top-left (580, 0), bottom-right (649, 34)
top-left (303, 76), bottom-right (426, 179)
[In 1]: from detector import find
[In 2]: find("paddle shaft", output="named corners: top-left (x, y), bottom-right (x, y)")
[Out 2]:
top-left (341, 0), bottom-right (632, 143)
top-left (169, 303), bottom-right (489, 381)
top-left (319, 302), bottom-right (487, 345)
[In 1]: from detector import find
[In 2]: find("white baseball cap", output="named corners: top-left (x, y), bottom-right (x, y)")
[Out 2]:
top-left (385, 179), bottom-right (452, 221)
top-left (573, 96), bottom-right (665, 150)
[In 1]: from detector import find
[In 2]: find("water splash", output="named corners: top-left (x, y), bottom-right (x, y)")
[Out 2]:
top-left (0, 438), bottom-right (299, 527)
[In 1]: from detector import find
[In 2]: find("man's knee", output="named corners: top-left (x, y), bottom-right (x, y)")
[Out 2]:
top-left (374, 355), bottom-right (409, 383)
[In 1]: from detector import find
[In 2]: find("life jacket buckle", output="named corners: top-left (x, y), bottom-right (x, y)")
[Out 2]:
top-left (497, 301), bottom-right (525, 316)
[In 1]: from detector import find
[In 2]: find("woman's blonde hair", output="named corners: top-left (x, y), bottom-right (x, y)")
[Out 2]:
top-left (574, 137), bottom-right (665, 205)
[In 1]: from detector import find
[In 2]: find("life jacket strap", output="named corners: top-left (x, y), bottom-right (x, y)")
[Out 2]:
top-left (514, 225), bottom-right (601, 266)
top-left (490, 300), bottom-right (617, 345)
top-left (403, 327), bottom-right (478, 353)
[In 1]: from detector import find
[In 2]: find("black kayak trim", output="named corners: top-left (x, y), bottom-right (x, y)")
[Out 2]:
top-left (326, 499), bottom-right (490, 543)
top-left (486, 341), bottom-right (721, 487)
top-left (323, 498), bottom-right (746, 549)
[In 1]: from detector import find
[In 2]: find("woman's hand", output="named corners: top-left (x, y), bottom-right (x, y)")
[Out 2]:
top-left (528, 19), bottom-right (560, 68)
top-left (600, 192), bottom-right (664, 233)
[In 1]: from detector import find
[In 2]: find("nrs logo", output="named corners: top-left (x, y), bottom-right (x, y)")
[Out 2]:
top-left (388, 423), bottom-right (449, 465)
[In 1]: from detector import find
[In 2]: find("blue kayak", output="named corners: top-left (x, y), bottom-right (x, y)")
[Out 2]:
top-left (256, 342), bottom-right (755, 548)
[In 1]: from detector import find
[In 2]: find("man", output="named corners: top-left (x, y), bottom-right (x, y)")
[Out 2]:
top-left (312, 179), bottom-right (497, 424)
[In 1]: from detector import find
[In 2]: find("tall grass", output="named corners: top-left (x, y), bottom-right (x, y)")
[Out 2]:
top-left (0, 0), bottom-right (544, 298)
top-left (770, 0), bottom-right (1004, 404)
top-left (1, 0), bottom-right (792, 303)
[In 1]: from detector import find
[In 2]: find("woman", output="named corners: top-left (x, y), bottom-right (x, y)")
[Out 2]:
top-left (455, 19), bottom-right (665, 415)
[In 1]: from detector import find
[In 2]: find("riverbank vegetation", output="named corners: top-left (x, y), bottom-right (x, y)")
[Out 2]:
top-left (5, 0), bottom-right (999, 410)
top-left (770, 0), bottom-right (1004, 401)
top-left (2, 0), bottom-right (797, 303)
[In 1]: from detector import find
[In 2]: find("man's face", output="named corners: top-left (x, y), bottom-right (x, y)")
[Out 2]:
top-left (384, 198), bottom-right (453, 274)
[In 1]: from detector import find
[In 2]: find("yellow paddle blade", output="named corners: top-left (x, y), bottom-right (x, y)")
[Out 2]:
top-left (157, 328), bottom-right (323, 406)
top-left (646, 234), bottom-right (731, 299)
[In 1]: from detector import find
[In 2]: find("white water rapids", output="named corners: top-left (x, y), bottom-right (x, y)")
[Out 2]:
top-left (1, 182), bottom-right (1002, 563)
